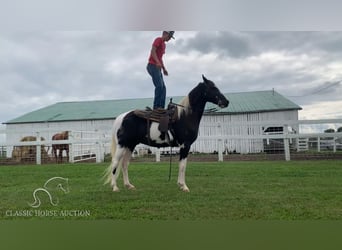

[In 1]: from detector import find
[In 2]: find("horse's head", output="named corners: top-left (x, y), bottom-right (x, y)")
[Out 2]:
top-left (201, 75), bottom-right (229, 108)
top-left (62, 131), bottom-right (69, 139)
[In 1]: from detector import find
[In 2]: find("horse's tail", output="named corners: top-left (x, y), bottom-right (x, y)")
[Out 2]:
top-left (103, 132), bottom-right (118, 185)
top-left (103, 112), bottom-right (129, 186)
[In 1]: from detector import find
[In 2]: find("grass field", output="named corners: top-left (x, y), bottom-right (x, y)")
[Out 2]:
top-left (1, 160), bottom-right (342, 220)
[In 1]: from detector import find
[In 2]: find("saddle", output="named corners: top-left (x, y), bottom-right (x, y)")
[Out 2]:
top-left (133, 102), bottom-right (178, 133)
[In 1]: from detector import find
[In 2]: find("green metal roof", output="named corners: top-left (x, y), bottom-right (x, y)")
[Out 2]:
top-left (220, 90), bottom-right (301, 114)
top-left (5, 90), bottom-right (301, 124)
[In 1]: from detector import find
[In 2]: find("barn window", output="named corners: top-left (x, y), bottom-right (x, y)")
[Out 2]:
top-left (263, 127), bottom-right (283, 134)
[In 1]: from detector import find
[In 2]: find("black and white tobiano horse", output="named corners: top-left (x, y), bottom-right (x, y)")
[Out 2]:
top-left (104, 75), bottom-right (229, 192)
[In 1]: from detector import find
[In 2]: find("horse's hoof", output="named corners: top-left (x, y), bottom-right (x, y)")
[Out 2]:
top-left (125, 184), bottom-right (136, 190)
top-left (113, 186), bottom-right (120, 192)
top-left (178, 183), bottom-right (190, 192)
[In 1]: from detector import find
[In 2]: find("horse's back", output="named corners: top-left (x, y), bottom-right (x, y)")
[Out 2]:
top-left (112, 111), bottom-right (150, 149)
top-left (52, 131), bottom-right (68, 140)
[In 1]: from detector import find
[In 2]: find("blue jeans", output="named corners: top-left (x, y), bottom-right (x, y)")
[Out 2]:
top-left (147, 63), bottom-right (166, 109)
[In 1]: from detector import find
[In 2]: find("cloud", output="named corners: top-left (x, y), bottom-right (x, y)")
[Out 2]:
top-left (176, 31), bottom-right (254, 58)
top-left (1, 31), bottom-right (342, 123)
top-left (176, 31), bottom-right (342, 61)
top-left (300, 100), bottom-right (342, 120)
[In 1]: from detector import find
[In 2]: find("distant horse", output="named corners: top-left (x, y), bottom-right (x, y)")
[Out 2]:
top-left (12, 136), bottom-right (48, 162)
top-left (52, 131), bottom-right (69, 163)
top-left (104, 75), bottom-right (229, 192)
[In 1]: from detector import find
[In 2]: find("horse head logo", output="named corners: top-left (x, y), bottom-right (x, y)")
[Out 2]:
top-left (28, 177), bottom-right (70, 208)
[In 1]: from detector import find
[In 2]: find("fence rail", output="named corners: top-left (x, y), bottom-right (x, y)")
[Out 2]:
top-left (0, 129), bottom-right (110, 164)
top-left (1, 118), bottom-right (342, 164)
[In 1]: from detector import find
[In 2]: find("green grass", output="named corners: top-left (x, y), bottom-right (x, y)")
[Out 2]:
top-left (1, 160), bottom-right (342, 220)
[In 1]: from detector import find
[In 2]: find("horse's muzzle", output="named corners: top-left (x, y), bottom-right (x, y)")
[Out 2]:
top-left (218, 99), bottom-right (229, 108)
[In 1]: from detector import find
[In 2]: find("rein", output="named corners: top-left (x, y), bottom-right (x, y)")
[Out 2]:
top-left (166, 98), bottom-right (179, 181)
top-left (169, 98), bottom-right (191, 112)
top-left (166, 98), bottom-right (189, 181)
top-left (169, 98), bottom-right (185, 108)
top-left (168, 146), bottom-right (173, 181)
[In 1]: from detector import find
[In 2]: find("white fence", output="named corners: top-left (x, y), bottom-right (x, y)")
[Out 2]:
top-left (0, 128), bottom-right (111, 164)
top-left (1, 119), bottom-right (342, 164)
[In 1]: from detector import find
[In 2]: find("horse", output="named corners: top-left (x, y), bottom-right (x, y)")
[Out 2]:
top-left (52, 131), bottom-right (69, 163)
top-left (104, 75), bottom-right (229, 192)
top-left (12, 136), bottom-right (48, 163)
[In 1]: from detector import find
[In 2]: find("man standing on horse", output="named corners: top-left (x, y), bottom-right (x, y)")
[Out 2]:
top-left (147, 31), bottom-right (175, 109)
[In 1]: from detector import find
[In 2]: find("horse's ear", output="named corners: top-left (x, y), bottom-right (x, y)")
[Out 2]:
top-left (202, 74), bottom-right (208, 83)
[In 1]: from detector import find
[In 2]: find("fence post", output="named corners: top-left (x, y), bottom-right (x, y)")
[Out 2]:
top-left (156, 149), bottom-right (161, 162)
top-left (217, 123), bottom-right (223, 162)
top-left (283, 125), bottom-right (290, 161)
top-left (317, 137), bottom-right (321, 152)
top-left (95, 140), bottom-right (104, 163)
top-left (36, 132), bottom-right (41, 165)
top-left (218, 138), bottom-right (223, 162)
top-left (96, 134), bottom-right (106, 163)
top-left (69, 130), bottom-right (74, 163)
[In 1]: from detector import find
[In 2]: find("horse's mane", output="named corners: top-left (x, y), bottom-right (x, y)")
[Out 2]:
top-left (177, 82), bottom-right (206, 117)
top-left (179, 96), bottom-right (190, 108)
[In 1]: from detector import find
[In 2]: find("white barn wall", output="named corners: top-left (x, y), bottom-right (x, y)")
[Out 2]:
top-left (193, 110), bottom-right (299, 153)
top-left (6, 119), bottom-right (115, 141)
top-left (5, 110), bottom-right (299, 157)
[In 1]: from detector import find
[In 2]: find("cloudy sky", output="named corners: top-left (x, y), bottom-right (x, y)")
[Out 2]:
top-left (1, 31), bottom-right (342, 124)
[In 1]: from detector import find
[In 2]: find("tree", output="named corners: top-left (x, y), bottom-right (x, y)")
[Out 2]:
top-left (323, 128), bottom-right (335, 140)
top-left (324, 128), bottom-right (335, 133)
top-left (337, 127), bottom-right (342, 144)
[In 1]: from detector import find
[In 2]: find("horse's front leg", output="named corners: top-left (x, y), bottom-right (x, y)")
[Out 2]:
top-left (178, 145), bottom-right (190, 192)
top-left (52, 147), bottom-right (57, 163)
top-left (59, 150), bottom-right (63, 163)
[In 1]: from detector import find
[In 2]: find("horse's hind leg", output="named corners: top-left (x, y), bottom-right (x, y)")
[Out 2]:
top-left (51, 147), bottom-right (55, 162)
top-left (121, 149), bottom-right (135, 190)
top-left (59, 150), bottom-right (63, 163)
top-left (110, 146), bottom-right (125, 192)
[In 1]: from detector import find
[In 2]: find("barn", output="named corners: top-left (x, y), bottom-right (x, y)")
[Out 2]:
top-left (4, 90), bottom-right (301, 160)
